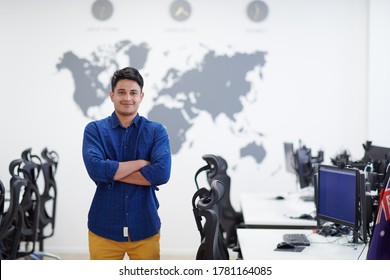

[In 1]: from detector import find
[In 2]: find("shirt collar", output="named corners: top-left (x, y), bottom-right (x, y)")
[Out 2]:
top-left (111, 112), bottom-right (140, 128)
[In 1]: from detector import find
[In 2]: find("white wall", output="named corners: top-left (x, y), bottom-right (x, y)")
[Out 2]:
top-left (368, 0), bottom-right (390, 145)
top-left (0, 0), bottom-right (373, 257)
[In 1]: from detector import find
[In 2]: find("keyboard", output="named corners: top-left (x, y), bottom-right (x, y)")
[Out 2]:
top-left (283, 233), bottom-right (311, 246)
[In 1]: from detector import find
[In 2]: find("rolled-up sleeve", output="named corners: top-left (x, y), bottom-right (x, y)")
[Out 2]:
top-left (140, 124), bottom-right (171, 186)
top-left (82, 122), bottom-right (119, 184)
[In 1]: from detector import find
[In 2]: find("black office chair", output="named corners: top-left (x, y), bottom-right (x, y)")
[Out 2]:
top-left (0, 179), bottom-right (17, 260)
top-left (195, 154), bottom-right (244, 248)
top-left (20, 148), bottom-right (60, 259)
top-left (0, 180), bottom-right (4, 227)
top-left (37, 148), bottom-right (59, 253)
top-left (8, 158), bottom-right (41, 259)
top-left (0, 177), bottom-right (27, 260)
top-left (192, 180), bottom-right (229, 260)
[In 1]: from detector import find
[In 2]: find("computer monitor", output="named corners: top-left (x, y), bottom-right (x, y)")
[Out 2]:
top-left (362, 141), bottom-right (390, 174)
top-left (293, 146), bottom-right (315, 189)
top-left (291, 143), bottom-right (324, 190)
top-left (283, 142), bottom-right (295, 174)
top-left (317, 165), bottom-right (367, 243)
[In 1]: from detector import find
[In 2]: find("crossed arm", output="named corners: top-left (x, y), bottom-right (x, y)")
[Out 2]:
top-left (114, 160), bottom-right (152, 186)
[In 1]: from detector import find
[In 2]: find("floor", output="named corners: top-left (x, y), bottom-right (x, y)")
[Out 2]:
top-left (55, 253), bottom-right (196, 260)
top-left (52, 249), bottom-right (240, 260)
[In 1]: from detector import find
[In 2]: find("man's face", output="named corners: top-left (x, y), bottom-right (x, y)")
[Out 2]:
top-left (110, 79), bottom-right (144, 118)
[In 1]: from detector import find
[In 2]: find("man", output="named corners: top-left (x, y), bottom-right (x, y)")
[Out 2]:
top-left (82, 67), bottom-right (171, 260)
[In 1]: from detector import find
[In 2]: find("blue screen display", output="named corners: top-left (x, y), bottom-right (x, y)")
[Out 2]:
top-left (318, 166), bottom-right (357, 226)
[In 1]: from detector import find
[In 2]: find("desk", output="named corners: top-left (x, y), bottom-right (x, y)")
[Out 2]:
top-left (240, 192), bottom-right (317, 228)
top-left (237, 228), bottom-right (368, 260)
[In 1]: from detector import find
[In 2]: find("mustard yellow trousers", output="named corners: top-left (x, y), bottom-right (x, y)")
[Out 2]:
top-left (88, 230), bottom-right (160, 260)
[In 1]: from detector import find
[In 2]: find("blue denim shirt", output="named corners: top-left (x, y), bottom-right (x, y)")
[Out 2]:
top-left (82, 112), bottom-right (171, 242)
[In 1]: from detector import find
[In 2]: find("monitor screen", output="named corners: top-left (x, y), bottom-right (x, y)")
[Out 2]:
top-left (317, 165), bottom-right (359, 229)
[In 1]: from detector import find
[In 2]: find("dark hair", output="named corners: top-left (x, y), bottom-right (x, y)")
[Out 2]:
top-left (111, 67), bottom-right (144, 91)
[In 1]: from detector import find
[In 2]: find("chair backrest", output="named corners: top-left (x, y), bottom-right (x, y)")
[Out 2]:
top-left (0, 179), bottom-right (7, 258)
top-left (20, 148), bottom-right (59, 252)
top-left (192, 180), bottom-right (229, 260)
top-left (0, 176), bottom-right (27, 259)
top-left (202, 155), bottom-right (235, 213)
top-left (8, 158), bottom-right (41, 259)
top-left (196, 154), bottom-right (244, 247)
top-left (37, 148), bottom-right (59, 250)
top-left (0, 180), bottom-right (4, 225)
top-left (21, 148), bottom-right (42, 184)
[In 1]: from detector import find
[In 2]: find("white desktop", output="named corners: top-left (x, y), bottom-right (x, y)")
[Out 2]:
top-left (240, 188), bottom-right (317, 227)
top-left (237, 228), bottom-right (368, 260)
top-left (238, 185), bottom-right (369, 260)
